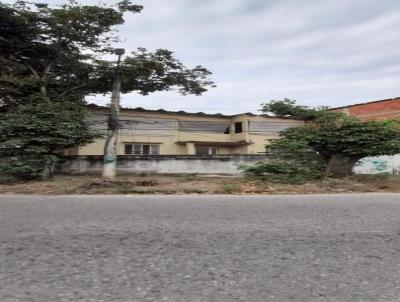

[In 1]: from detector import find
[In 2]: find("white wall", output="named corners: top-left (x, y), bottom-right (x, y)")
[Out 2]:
top-left (58, 155), bottom-right (265, 175)
top-left (354, 155), bottom-right (400, 174)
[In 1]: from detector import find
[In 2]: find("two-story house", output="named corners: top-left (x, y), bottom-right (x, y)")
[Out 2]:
top-left (69, 104), bottom-right (303, 156)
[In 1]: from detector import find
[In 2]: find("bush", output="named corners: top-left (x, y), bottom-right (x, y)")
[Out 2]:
top-left (223, 183), bottom-right (238, 193)
top-left (241, 159), bottom-right (323, 184)
top-left (0, 155), bottom-right (58, 180)
top-left (0, 98), bottom-right (96, 180)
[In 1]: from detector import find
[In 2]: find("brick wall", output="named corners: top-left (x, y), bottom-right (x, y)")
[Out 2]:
top-left (334, 97), bottom-right (400, 121)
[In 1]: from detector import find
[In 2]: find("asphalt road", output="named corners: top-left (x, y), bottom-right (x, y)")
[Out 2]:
top-left (1, 194), bottom-right (400, 302)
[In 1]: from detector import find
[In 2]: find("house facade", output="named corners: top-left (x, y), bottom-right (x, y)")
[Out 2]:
top-left (333, 97), bottom-right (400, 121)
top-left (69, 104), bottom-right (303, 156)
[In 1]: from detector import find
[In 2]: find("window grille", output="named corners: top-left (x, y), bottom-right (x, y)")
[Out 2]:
top-left (124, 144), bottom-right (133, 155)
top-left (124, 144), bottom-right (160, 155)
top-left (195, 146), bottom-right (218, 155)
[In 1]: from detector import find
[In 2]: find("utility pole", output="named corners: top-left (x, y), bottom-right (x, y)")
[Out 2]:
top-left (103, 48), bottom-right (125, 179)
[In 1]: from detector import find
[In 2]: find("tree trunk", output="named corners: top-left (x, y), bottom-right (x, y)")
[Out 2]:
top-left (39, 156), bottom-right (57, 180)
top-left (326, 154), bottom-right (359, 178)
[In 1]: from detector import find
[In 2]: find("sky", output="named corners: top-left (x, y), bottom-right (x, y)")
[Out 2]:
top-left (6, 0), bottom-right (400, 114)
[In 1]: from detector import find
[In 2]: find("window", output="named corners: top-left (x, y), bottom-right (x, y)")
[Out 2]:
top-left (124, 144), bottom-right (160, 155)
top-left (124, 144), bottom-right (133, 155)
top-left (195, 146), bottom-right (217, 155)
top-left (234, 122), bottom-right (243, 133)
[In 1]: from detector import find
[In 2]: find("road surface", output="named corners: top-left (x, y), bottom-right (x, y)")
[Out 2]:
top-left (1, 194), bottom-right (400, 302)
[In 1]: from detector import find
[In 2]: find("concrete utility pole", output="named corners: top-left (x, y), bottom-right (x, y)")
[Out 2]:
top-left (103, 48), bottom-right (125, 179)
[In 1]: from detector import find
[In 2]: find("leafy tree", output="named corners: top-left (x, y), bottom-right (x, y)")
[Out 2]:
top-left (257, 100), bottom-right (400, 178)
top-left (0, 0), bottom-right (142, 179)
top-left (0, 1), bottom-right (143, 108)
top-left (0, 1), bottom-right (215, 179)
top-left (0, 99), bottom-right (94, 179)
top-left (261, 98), bottom-right (334, 121)
top-left (93, 48), bottom-right (214, 96)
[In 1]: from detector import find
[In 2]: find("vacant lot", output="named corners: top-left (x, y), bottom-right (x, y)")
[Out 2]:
top-left (1, 174), bottom-right (400, 195)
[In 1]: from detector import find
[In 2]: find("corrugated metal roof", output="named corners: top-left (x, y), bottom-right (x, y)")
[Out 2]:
top-left (86, 103), bottom-right (271, 118)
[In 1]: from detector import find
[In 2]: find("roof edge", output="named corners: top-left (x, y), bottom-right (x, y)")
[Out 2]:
top-left (331, 97), bottom-right (400, 110)
top-left (85, 103), bottom-right (276, 118)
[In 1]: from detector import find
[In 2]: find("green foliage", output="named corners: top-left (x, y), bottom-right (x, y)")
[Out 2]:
top-left (256, 99), bottom-right (400, 178)
top-left (261, 98), bottom-right (332, 120)
top-left (279, 116), bottom-right (400, 160)
top-left (242, 159), bottom-right (323, 184)
top-left (0, 97), bottom-right (95, 155)
top-left (0, 1), bottom-right (214, 109)
top-left (223, 183), bottom-right (239, 193)
top-left (0, 155), bottom-right (58, 180)
top-left (0, 1), bottom-right (139, 180)
top-left (93, 48), bottom-right (215, 96)
top-left (0, 1), bottom-right (214, 110)
top-left (0, 97), bottom-right (96, 180)
top-left (0, 1), bottom-right (143, 109)
top-left (0, 1), bottom-right (215, 179)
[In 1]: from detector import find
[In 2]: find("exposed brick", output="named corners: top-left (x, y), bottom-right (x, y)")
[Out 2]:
top-left (332, 97), bottom-right (400, 121)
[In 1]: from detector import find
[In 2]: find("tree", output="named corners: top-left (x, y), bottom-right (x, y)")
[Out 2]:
top-left (0, 1), bottom-right (143, 108)
top-left (259, 100), bottom-right (400, 178)
top-left (0, 1), bottom-right (143, 179)
top-left (261, 98), bottom-right (332, 121)
top-left (93, 48), bottom-right (215, 178)
top-left (94, 48), bottom-right (214, 96)
top-left (0, 1), bottom-right (215, 179)
top-left (0, 99), bottom-right (94, 179)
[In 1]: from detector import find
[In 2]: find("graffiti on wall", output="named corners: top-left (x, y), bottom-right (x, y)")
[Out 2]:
top-left (354, 155), bottom-right (400, 175)
top-left (359, 158), bottom-right (388, 172)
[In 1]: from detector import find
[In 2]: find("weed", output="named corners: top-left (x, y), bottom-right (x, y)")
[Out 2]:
top-left (352, 173), bottom-right (400, 190)
top-left (135, 180), bottom-right (158, 186)
top-left (182, 188), bottom-right (206, 194)
top-left (223, 183), bottom-right (238, 194)
top-left (181, 174), bottom-right (195, 182)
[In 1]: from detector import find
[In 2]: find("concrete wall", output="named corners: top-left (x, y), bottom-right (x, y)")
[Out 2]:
top-left (354, 155), bottom-right (400, 175)
top-left (57, 154), bottom-right (400, 175)
top-left (57, 155), bottom-right (266, 175)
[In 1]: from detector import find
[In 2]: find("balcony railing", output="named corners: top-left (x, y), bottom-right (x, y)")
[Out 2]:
top-left (177, 131), bottom-right (249, 144)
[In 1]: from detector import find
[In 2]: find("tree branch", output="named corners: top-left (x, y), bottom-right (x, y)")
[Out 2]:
top-left (59, 83), bottom-right (91, 97)
top-left (25, 63), bottom-right (47, 95)
top-left (42, 60), bottom-right (55, 80)
top-left (25, 63), bottom-right (40, 79)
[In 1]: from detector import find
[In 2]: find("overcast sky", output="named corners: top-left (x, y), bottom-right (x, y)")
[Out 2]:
top-left (7, 0), bottom-right (400, 113)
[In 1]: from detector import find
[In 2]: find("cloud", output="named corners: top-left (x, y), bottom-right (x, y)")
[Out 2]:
top-left (5, 0), bottom-right (400, 113)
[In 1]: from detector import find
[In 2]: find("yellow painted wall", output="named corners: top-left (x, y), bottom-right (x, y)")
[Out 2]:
top-left (76, 107), bottom-right (303, 155)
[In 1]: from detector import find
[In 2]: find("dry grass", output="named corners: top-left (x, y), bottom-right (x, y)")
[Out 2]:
top-left (0, 173), bottom-right (399, 195)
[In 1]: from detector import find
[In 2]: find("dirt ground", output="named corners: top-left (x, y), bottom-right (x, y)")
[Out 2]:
top-left (0, 173), bottom-right (400, 195)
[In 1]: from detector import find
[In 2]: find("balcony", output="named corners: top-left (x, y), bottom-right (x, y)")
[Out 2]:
top-left (176, 131), bottom-right (250, 146)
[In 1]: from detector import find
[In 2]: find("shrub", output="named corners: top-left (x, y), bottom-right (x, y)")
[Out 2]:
top-left (242, 159), bottom-right (323, 184)
top-left (223, 183), bottom-right (239, 193)
top-left (0, 155), bottom-right (58, 180)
